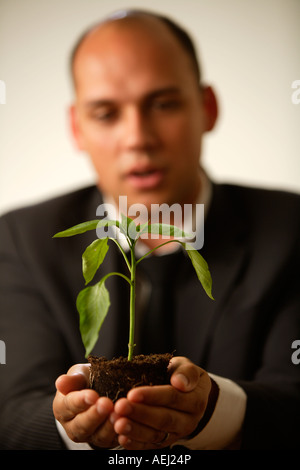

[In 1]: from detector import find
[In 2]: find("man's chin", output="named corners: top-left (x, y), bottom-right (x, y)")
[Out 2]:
top-left (111, 191), bottom-right (185, 226)
top-left (124, 192), bottom-right (178, 210)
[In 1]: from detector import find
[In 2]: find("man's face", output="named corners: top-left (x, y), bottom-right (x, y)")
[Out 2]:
top-left (70, 17), bottom-right (216, 211)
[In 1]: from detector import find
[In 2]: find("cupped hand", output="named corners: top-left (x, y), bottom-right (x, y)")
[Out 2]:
top-left (53, 363), bottom-right (118, 448)
top-left (110, 356), bottom-right (212, 450)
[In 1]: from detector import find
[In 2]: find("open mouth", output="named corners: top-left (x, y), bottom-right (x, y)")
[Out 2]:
top-left (125, 168), bottom-right (165, 190)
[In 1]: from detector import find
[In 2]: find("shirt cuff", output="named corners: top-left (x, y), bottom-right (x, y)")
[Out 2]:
top-left (173, 374), bottom-right (247, 450)
top-left (56, 419), bottom-right (124, 450)
top-left (56, 419), bottom-right (93, 450)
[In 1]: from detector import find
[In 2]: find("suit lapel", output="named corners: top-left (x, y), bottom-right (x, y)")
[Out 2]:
top-left (174, 183), bottom-right (249, 366)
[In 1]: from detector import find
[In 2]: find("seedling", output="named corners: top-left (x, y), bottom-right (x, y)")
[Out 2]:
top-left (54, 215), bottom-right (214, 361)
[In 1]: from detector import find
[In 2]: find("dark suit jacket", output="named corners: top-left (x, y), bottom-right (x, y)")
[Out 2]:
top-left (0, 183), bottom-right (299, 449)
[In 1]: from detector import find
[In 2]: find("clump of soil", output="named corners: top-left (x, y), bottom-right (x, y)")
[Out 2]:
top-left (88, 353), bottom-right (172, 402)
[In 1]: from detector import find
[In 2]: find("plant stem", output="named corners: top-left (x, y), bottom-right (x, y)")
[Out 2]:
top-left (101, 271), bottom-right (131, 286)
top-left (108, 237), bottom-right (131, 272)
top-left (128, 245), bottom-right (136, 361)
top-left (136, 239), bottom-right (181, 265)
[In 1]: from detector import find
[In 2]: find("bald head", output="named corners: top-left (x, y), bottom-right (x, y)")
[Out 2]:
top-left (70, 9), bottom-right (201, 89)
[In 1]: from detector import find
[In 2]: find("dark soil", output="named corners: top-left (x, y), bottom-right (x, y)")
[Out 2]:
top-left (88, 353), bottom-right (172, 402)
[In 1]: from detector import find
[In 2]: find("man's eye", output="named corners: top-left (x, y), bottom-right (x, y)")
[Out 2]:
top-left (93, 109), bottom-right (117, 121)
top-left (153, 100), bottom-right (181, 111)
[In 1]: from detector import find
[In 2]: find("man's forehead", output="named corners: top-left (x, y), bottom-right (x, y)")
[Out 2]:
top-left (74, 15), bottom-right (181, 63)
top-left (71, 13), bottom-right (201, 92)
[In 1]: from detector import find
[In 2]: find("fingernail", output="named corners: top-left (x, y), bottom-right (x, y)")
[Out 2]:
top-left (123, 423), bottom-right (132, 434)
top-left (109, 412), bottom-right (118, 424)
top-left (84, 393), bottom-right (95, 405)
top-left (177, 373), bottom-right (189, 388)
top-left (127, 389), bottom-right (144, 403)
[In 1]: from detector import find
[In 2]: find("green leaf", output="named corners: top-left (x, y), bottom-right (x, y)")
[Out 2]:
top-left (95, 219), bottom-right (122, 239)
top-left (82, 238), bottom-right (109, 285)
top-left (119, 213), bottom-right (136, 242)
top-left (184, 244), bottom-right (214, 300)
top-left (53, 218), bottom-right (122, 239)
top-left (76, 279), bottom-right (111, 357)
top-left (120, 213), bottom-right (132, 231)
top-left (53, 220), bottom-right (100, 238)
top-left (140, 223), bottom-right (192, 239)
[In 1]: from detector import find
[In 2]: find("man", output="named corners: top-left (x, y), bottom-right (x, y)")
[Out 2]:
top-left (0, 10), bottom-right (299, 450)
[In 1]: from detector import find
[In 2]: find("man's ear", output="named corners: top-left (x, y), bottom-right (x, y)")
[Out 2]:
top-left (69, 104), bottom-right (86, 151)
top-left (201, 86), bottom-right (218, 132)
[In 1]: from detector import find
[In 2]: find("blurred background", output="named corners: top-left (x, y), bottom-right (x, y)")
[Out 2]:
top-left (0, 0), bottom-right (299, 215)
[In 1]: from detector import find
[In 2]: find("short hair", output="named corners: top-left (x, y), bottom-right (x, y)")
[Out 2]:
top-left (70, 9), bottom-right (201, 85)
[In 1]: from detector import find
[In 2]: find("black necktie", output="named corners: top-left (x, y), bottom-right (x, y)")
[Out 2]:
top-left (137, 249), bottom-right (184, 355)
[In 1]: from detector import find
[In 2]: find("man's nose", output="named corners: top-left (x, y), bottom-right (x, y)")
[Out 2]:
top-left (122, 107), bottom-right (156, 150)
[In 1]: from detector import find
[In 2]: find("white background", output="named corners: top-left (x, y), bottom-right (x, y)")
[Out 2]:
top-left (0, 0), bottom-right (299, 215)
